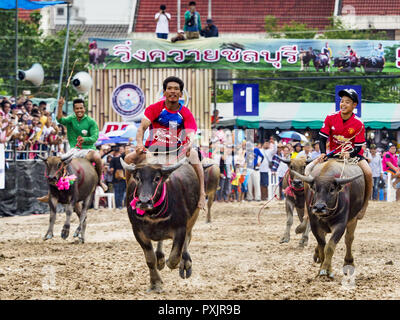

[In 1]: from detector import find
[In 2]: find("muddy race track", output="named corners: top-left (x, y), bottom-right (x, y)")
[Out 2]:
top-left (0, 201), bottom-right (399, 300)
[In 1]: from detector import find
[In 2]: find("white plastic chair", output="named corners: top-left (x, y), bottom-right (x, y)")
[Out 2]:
top-left (94, 186), bottom-right (116, 209)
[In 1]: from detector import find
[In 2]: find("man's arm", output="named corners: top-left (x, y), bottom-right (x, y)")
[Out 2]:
top-left (56, 97), bottom-right (65, 121)
top-left (136, 117), bottom-right (151, 150)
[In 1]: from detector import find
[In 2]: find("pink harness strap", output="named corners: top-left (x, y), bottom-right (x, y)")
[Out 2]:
top-left (130, 182), bottom-right (167, 216)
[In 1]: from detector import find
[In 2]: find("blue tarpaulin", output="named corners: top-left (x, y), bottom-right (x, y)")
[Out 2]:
top-left (0, 0), bottom-right (66, 10)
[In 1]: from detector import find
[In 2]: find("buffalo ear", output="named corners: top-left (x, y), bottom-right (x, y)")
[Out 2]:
top-left (37, 154), bottom-right (48, 162)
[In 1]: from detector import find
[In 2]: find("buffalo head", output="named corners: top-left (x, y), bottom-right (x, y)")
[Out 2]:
top-left (291, 170), bottom-right (362, 216)
top-left (280, 156), bottom-right (313, 189)
top-left (121, 157), bottom-right (187, 211)
top-left (38, 154), bottom-right (71, 185)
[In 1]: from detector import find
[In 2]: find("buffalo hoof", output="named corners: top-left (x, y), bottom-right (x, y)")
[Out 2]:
top-left (147, 282), bottom-right (163, 294)
top-left (298, 238), bottom-right (308, 248)
top-left (43, 233), bottom-right (53, 241)
top-left (343, 265), bottom-right (355, 276)
top-left (78, 237), bottom-right (85, 244)
top-left (295, 222), bottom-right (307, 234)
top-left (73, 228), bottom-right (81, 238)
top-left (166, 258), bottom-right (179, 270)
top-left (179, 266), bottom-right (192, 279)
top-left (318, 269), bottom-right (334, 279)
top-left (279, 237), bottom-right (290, 244)
top-left (61, 227), bottom-right (70, 240)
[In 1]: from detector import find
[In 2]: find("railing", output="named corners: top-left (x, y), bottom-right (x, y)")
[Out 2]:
top-left (4, 142), bottom-right (66, 162)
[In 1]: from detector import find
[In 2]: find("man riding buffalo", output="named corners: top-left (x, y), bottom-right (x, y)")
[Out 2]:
top-left (297, 88), bottom-right (373, 233)
top-left (37, 97), bottom-right (107, 203)
top-left (124, 76), bottom-right (206, 209)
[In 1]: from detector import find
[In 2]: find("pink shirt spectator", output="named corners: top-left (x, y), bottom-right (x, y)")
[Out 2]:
top-left (382, 151), bottom-right (398, 173)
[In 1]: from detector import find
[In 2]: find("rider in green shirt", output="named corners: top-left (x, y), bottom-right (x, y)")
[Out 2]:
top-left (37, 97), bottom-right (107, 203)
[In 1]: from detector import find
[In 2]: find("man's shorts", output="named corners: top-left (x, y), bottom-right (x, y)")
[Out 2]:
top-left (63, 148), bottom-right (92, 159)
top-left (260, 172), bottom-right (269, 187)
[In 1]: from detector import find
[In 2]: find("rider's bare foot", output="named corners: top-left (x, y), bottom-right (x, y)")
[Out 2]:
top-left (197, 193), bottom-right (206, 209)
top-left (37, 194), bottom-right (49, 203)
top-left (100, 182), bottom-right (108, 192)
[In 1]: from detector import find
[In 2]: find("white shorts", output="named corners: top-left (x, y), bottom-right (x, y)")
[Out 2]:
top-left (63, 148), bottom-right (93, 159)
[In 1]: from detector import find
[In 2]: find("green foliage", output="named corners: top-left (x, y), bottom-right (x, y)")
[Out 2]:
top-left (0, 10), bottom-right (88, 99)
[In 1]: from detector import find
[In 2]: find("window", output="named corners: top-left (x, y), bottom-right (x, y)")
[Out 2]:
top-left (57, 8), bottom-right (64, 16)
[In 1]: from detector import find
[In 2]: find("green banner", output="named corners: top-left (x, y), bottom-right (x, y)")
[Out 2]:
top-left (88, 38), bottom-right (400, 72)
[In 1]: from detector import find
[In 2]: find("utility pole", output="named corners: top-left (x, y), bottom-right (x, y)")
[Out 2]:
top-left (14, 0), bottom-right (18, 99)
top-left (177, 0), bottom-right (181, 30)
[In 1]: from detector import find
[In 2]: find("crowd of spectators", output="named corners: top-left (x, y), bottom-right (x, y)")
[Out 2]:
top-left (0, 95), bottom-right (67, 160)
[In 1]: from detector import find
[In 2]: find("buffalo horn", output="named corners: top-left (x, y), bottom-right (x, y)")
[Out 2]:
top-left (120, 158), bottom-right (136, 171)
top-left (291, 170), bottom-right (315, 184)
top-left (61, 153), bottom-right (74, 163)
top-left (161, 157), bottom-right (187, 173)
top-left (37, 153), bottom-right (48, 161)
top-left (278, 156), bottom-right (291, 165)
top-left (334, 173), bottom-right (363, 185)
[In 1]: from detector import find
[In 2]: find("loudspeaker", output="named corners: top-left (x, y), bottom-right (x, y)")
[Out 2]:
top-left (17, 63), bottom-right (44, 86)
top-left (71, 71), bottom-right (92, 94)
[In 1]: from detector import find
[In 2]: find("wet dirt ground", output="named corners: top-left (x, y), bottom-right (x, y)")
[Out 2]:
top-left (0, 200), bottom-right (399, 300)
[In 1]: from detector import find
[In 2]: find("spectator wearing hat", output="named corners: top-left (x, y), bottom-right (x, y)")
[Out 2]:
top-left (184, 1), bottom-right (202, 39)
top-left (310, 140), bottom-right (321, 160)
top-left (155, 4), bottom-right (171, 39)
top-left (200, 19), bottom-right (219, 38)
top-left (368, 144), bottom-right (383, 200)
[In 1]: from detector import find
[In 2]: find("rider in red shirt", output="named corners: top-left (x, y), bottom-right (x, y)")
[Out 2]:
top-left (299, 89), bottom-right (372, 229)
top-left (125, 76), bottom-right (206, 209)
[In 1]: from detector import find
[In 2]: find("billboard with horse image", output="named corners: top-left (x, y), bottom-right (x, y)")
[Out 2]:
top-left (88, 38), bottom-right (400, 73)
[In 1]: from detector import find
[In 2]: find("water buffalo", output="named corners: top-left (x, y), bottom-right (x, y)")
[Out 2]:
top-left (203, 163), bottom-right (220, 223)
top-left (292, 159), bottom-right (364, 279)
top-left (360, 56), bottom-right (385, 72)
top-left (333, 56), bottom-right (360, 72)
top-left (39, 154), bottom-right (98, 243)
top-left (121, 156), bottom-right (200, 292)
top-left (279, 156), bottom-right (312, 247)
top-left (311, 52), bottom-right (329, 72)
top-left (299, 49), bottom-right (312, 71)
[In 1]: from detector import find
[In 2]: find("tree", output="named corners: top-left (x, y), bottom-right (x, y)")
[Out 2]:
top-left (0, 10), bottom-right (88, 100)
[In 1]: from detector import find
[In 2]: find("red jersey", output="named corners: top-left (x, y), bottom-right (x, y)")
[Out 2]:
top-left (144, 100), bottom-right (197, 148)
top-left (319, 111), bottom-right (365, 156)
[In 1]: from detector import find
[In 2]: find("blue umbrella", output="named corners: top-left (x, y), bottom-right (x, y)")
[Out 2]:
top-left (278, 131), bottom-right (308, 142)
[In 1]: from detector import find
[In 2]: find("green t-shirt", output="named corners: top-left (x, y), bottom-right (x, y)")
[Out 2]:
top-left (57, 114), bottom-right (99, 150)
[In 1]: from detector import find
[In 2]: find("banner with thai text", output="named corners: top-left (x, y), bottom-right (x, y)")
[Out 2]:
top-left (88, 38), bottom-right (400, 72)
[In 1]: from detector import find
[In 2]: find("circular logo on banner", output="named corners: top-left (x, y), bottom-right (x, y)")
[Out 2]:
top-left (156, 88), bottom-right (190, 107)
top-left (111, 83), bottom-right (145, 118)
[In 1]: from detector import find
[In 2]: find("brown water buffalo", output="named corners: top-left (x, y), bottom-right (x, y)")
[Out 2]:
top-left (121, 156), bottom-right (200, 292)
top-left (39, 154), bottom-right (98, 243)
top-left (203, 163), bottom-right (220, 223)
top-left (292, 159), bottom-right (364, 279)
top-left (279, 156), bottom-right (312, 247)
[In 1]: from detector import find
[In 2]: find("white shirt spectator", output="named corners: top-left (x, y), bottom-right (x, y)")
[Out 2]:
top-left (370, 153), bottom-right (383, 178)
top-left (259, 142), bottom-right (277, 173)
top-left (155, 12), bottom-right (171, 34)
top-left (297, 150), bottom-right (312, 160)
top-left (277, 157), bottom-right (289, 178)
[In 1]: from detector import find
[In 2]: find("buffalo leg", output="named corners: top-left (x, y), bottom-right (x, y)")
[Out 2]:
top-left (77, 197), bottom-right (91, 243)
top-left (206, 192), bottom-right (215, 223)
top-left (319, 223), bottom-right (347, 278)
top-left (73, 203), bottom-right (82, 238)
top-left (44, 196), bottom-right (58, 240)
top-left (296, 207), bottom-right (311, 247)
top-left (311, 222), bottom-right (326, 264)
top-left (167, 227), bottom-right (186, 270)
top-left (280, 199), bottom-right (294, 243)
top-left (179, 230), bottom-right (193, 279)
top-left (61, 203), bottom-right (73, 240)
top-left (344, 218), bottom-right (358, 269)
top-left (156, 241), bottom-right (165, 271)
top-left (133, 229), bottom-right (163, 293)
